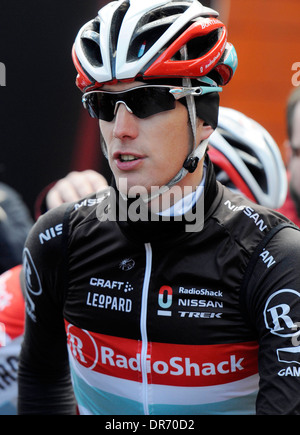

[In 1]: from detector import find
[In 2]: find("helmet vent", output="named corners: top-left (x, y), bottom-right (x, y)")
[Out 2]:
top-left (174, 28), bottom-right (221, 61)
top-left (111, 1), bottom-right (130, 59)
top-left (81, 18), bottom-right (103, 67)
top-left (127, 3), bottom-right (190, 62)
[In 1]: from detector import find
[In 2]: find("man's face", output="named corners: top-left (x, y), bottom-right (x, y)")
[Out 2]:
top-left (289, 101), bottom-right (300, 197)
top-left (99, 81), bottom-right (209, 196)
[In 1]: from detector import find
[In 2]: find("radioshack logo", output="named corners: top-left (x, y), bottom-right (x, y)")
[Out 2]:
top-left (66, 324), bottom-right (98, 370)
top-left (100, 347), bottom-right (245, 379)
top-left (65, 323), bottom-right (258, 386)
top-left (264, 289), bottom-right (300, 371)
top-left (157, 285), bottom-right (224, 319)
top-left (157, 286), bottom-right (173, 317)
top-left (264, 289), bottom-right (300, 338)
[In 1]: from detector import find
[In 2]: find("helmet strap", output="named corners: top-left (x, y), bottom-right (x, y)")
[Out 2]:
top-left (180, 45), bottom-right (209, 174)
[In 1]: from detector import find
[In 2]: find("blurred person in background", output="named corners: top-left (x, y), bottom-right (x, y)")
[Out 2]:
top-left (0, 184), bottom-right (33, 274)
top-left (278, 86), bottom-right (300, 226)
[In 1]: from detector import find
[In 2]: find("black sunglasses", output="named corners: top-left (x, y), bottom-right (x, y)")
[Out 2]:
top-left (82, 84), bottom-right (222, 121)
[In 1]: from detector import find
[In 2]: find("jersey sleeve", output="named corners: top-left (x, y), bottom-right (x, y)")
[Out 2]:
top-left (242, 226), bottom-right (300, 415)
top-left (18, 203), bottom-right (76, 415)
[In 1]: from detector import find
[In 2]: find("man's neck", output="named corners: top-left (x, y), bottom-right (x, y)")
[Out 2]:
top-left (148, 158), bottom-right (205, 214)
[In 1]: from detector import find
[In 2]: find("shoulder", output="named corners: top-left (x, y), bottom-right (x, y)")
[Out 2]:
top-left (29, 187), bottom-right (110, 240)
top-left (26, 201), bottom-right (71, 247)
top-left (214, 184), bottom-right (293, 234)
top-left (67, 188), bottom-right (114, 239)
top-left (211, 184), bottom-right (296, 256)
top-left (28, 188), bottom-right (115, 255)
top-left (264, 223), bottom-right (300, 266)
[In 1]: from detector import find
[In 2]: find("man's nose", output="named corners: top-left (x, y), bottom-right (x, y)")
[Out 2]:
top-left (112, 102), bottom-right (139, 140)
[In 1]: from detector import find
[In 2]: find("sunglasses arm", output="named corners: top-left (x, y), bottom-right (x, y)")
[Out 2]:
top-left (170, 86), bottom-right (222, 100)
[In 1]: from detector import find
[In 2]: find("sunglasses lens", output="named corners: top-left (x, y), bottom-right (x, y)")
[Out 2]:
top-left (84, 86), bottom-right (176, 121)
top-left (134, 87), bottom-right (176, 118)
top-left (84, 93), bottom-right (116, 121)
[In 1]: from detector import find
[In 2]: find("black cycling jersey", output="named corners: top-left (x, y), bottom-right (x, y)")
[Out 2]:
top-left (18, 158), bottom-right (300, 415)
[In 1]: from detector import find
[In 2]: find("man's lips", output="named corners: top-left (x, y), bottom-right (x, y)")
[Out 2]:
top-left (113, 152), bottom-right (145, 171)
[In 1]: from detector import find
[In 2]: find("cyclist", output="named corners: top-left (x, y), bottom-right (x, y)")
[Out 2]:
top-left (18, 0), bottom-right (300, 415)
top-left (278, 87), bottom-right (300, 226)
top-left (0, 183), bottom-right (33, 274)
top-left (0, 107), bottom-right (286, 416)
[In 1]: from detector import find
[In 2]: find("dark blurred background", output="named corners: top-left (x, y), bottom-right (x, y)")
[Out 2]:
top-left (0, 0), bottom-right (108, 215)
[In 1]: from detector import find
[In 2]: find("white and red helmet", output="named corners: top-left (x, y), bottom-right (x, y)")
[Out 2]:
top-left (72, 0), bottom-right (238, 197)
top-left (72, 0), bottom-right (237, 92)
top-left (209, 107), bottom-right (288, 209)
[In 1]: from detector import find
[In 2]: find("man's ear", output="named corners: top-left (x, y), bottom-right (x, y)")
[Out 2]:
top-left (199, 124), bottom-right (215, 142)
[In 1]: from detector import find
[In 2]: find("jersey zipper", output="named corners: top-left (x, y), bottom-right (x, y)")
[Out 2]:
top-left (140, 243), bottom-right (152, 415)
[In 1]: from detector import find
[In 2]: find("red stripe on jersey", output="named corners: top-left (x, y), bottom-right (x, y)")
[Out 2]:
top-left (65, 322), bottom-right (258, 387)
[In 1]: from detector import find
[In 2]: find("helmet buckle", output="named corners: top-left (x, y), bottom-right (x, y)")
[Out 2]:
top-left (183, 156), bottom-right (199, 173)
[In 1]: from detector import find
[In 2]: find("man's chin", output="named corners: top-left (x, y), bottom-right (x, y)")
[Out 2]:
top-left (116, 176), bottom-right (150, 198)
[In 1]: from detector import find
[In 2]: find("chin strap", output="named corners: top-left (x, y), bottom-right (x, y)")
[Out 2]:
top-left (181, 45), bottom-right (209, 176)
